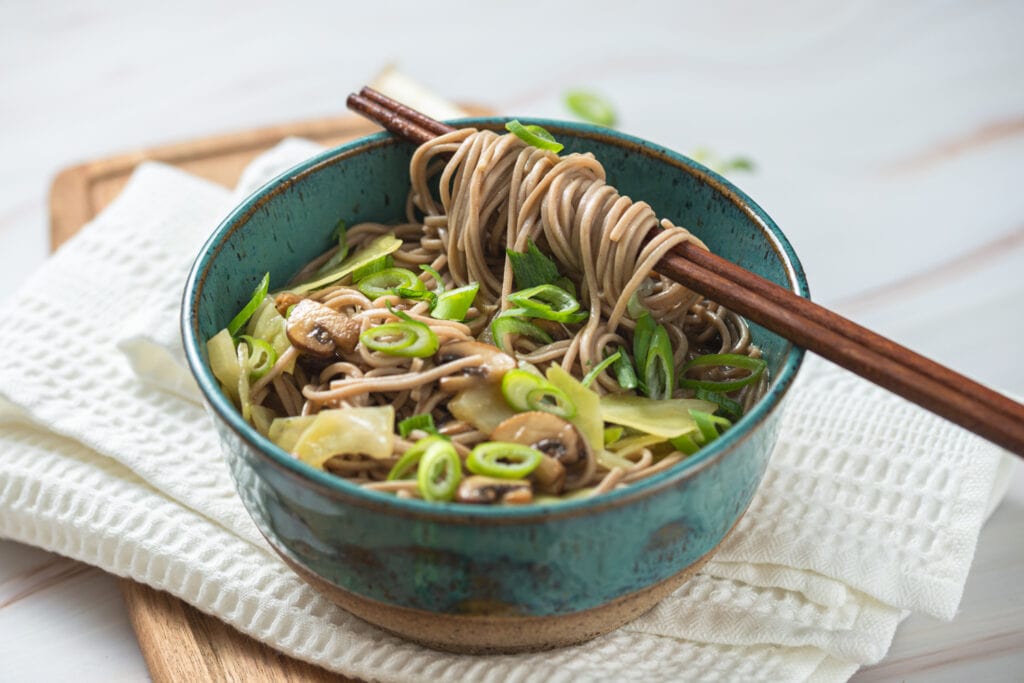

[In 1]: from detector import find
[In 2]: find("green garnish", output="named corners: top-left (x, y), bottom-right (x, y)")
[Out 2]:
top-left (611, 346), bottom-right (638, 390)
top-left (695, 388), bottom-right (743, 421)
top-left (312, 219), bottom-right (349, 277)
top-left (227, 272), bottom-right (270, 336)
top-left (671, 410), bottom-right (733, 455)
top-left (643, 325), bottom-right (674, 400)
top-left (466, 442), bottom-right (543, 480)
top-left (690, 148), bottom-right (757, 176)
top-left (357, 267), bottom-right (424, 299)
top-left (564, 90), bottom-right (617, 127)
top-left (582, 350), bottom-right (622, 388)
top-left (387, 435), bottom-right (444, 480)
top-left (632, 313), bottom-right (656, 369)
top-left (291, 234), bottom-right (402, 294)
top-left (505, 120), bottom-right (564, 153)
top-left (678, 353), bottom-right (767, 392)
top-left (351, 254), bottom-right (394, 283)
top-left (501, 369), bottom-right (575, 419)
top-left (490, 313), bottom-right (553, 352)
top-left (603, 426), bottom-right (625, 446)
top-left (417, 438), bottom-right (461, 502)
top-left (238, 335), bottom-right (277, 380)
top-left (506, 240), bottom-right (561, 289)
top-left (507, 284), bottom-right (587, 324)
top-left (397, 413), bottom-right (438, 439)
top-left (419, 264), bottom-right (445, 293)
top-left (432, 283), bottom-right (479, 321)
top-left (360, 318), bottom-right (439, 358)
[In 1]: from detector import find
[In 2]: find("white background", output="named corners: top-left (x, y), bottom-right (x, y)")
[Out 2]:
top-left (1, 1), bottom-right (1022, 680)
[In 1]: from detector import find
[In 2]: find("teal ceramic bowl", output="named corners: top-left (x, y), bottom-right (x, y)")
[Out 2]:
top-left (182, 118), bottom-right (808, 653)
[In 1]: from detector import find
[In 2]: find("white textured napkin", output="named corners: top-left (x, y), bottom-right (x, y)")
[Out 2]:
top-left (0, 140), bottom-right (1014, 683)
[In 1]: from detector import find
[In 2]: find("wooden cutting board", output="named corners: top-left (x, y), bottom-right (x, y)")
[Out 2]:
top-left (47, 107), bottom-right (481, 683)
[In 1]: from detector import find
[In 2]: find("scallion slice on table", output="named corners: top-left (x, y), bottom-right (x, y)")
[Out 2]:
top-left (678, 353), bottom-right (767, 392)
top-left (564, 90), bottom-right (617, 127)
top-left (227, 272), bottom-right (270, 335)
top-left (505, 120), bottom-right (564, 153)
top-left (466, 442), bottom-right (543, 479)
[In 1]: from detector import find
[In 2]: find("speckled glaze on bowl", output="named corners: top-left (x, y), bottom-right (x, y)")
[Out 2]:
top-left (182, 119), bottom-right (808, 653)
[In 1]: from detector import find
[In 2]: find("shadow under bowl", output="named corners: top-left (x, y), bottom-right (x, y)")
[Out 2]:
top-left (182, 119), bottom-right (808, 653)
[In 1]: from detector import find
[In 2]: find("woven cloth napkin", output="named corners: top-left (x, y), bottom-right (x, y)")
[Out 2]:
top-left (0, 139), bottom-right (1014, 683)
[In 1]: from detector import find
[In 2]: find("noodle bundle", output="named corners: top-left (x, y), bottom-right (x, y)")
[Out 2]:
top-left (208, 126), bottom-right (768, 505)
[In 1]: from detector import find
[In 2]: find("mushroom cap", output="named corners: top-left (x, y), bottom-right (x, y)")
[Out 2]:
top-left (455, 475), bottom-right (533, 504)
top-left (436, 340), bottom-right (515, 393)
top-left (285, 299), bottom-right (360, 358)
top-left (490, 411), bottom-right (594, 491)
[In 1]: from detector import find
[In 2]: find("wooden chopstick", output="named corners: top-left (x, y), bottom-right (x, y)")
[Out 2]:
top-left (345, 91), bottom-right (1024, 457)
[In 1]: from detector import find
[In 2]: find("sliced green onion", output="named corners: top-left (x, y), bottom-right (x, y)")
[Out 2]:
top-left (691, 409), bottom-right (732, 444)
top-left (357, 267), bottom-right (424, 299)
top-left (432, 282), bottom-right (479, 321)
top-left (507, 284), bottom-right (587, 324)
top-left (603, 426), bottom-right (625, 446)
top-left (291, 234), bottom-right (402, 294)
top-left (582, 351), bottom-right (622, 388)
top-left (669, 431), bottom-right (702, 456)
top-left (227, 272), bottom-right (270, 336)
top-left (351, 254), bottom-right (394, 283)
top-left (506, 240), bottom-right (561, 289)
top-left (361, 320), bottom-right (439, 358)
top-left (238, 335), bottom-right (278, 380)
top-left (467, 442), bottom-right (543, 479)
top-left (632, 313), bottom-right (656, 370)
top-left (643, 325), bottom-right (674, 400)
top-left (505, 120), bottom-right (564, 153)
top-left (612, 346), bottom-right (638, 390)
top-left (501, 369), bottom-right (575, 419)
top-left (490, 314), bottom-right (553, 352)
top-left (419, 264), bottom-right (445, 293)
top-left (695, 388), bottom-right (743, 421)
top-left (398, 413), bottom-right (438, 439)
top-left (678, 354), bottom-right (767, 392)
top-left (564, 90), bottom-right (617, 127)
top-left (388, 435), bottom-right (444, 480)
top-left (554, 276), bottom-right (577, 298)
top-left (312, 220), bottom-right (349, 276)
top-left (417, 439), bottom-right (461, 502)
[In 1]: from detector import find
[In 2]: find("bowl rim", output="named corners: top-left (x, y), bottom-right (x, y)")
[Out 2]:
top-left (182, 117), bottom-right (808, 522)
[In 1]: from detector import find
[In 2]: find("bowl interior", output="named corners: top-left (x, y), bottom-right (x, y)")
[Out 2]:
top-left (184, 118), bottom-right (807, 514)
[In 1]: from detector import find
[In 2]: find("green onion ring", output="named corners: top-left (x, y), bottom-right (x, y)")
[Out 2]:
top-left (678, 353), bottom-right (767, 392)
top-left (238, 334), bottom-right (277, 380)
top-left (466, 442), bottom-right (543, 479)
top-left (360, 321), bottom-right (438, 358)
top-left (501, 369), bottom-right (576, 419)
top-left (507, 284), bottom-right (586, 323)
top-left (417, 439), bottom-right (461, 502)
top-left (357, 267), bottom-right (424, 299)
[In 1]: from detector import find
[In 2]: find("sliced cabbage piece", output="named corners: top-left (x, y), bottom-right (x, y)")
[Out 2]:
top-left (289, 406), bottom-right (395, 468)
top-left (290, 234), bottom-right (402, 294)
top-left (599, 394), bottom-right (717, 438)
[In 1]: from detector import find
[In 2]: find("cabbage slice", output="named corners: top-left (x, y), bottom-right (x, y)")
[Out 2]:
top-left (599, 394), bottom-right (717, 438)
top-left (289, 406), bottom-right (395, 468)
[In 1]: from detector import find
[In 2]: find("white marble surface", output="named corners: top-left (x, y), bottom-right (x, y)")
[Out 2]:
top-left (1, 1), bottom-right (1021, 680)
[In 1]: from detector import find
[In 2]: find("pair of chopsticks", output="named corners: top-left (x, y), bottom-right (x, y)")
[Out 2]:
top-left (347, 87), bottom-right (1024, 457)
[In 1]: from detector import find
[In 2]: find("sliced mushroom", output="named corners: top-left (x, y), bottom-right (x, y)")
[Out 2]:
top-left (490, 412), bottom-right (595, 492)
top-left (456, 475), bottom-right (533, 504)
top-left (436, 340), bottom-right (515, 393)
top-left (286, 299), bottom-right (360, 358)
top-left (274, 291), bottom-right (304, 317)
top-left (530, 455), bottom-right (567, 495)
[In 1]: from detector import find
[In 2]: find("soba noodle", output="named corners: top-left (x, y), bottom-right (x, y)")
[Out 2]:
top-left (208, 126), bottom-right (768, 505)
